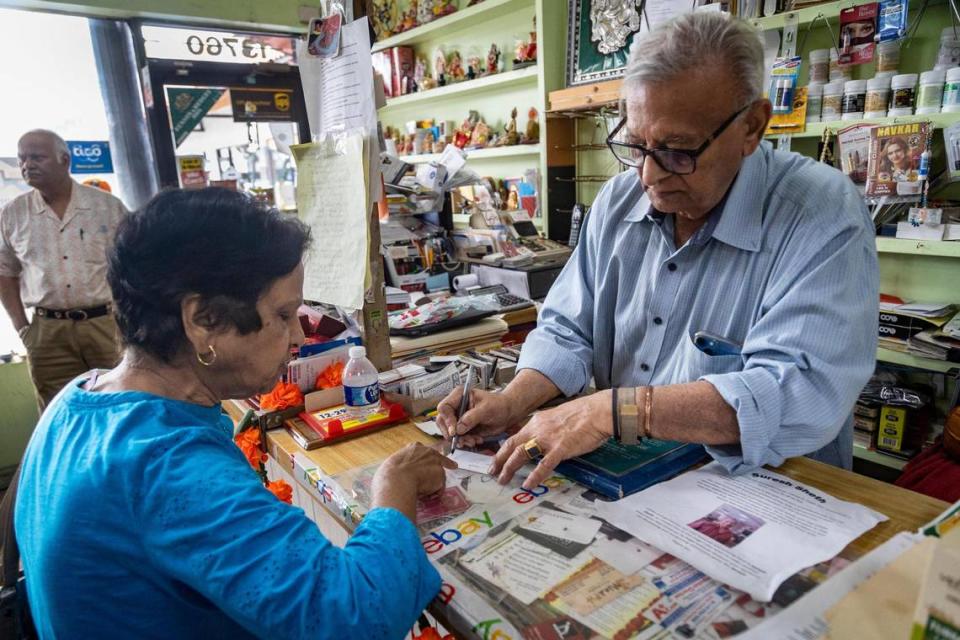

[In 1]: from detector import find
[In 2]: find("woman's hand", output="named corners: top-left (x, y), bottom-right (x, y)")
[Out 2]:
top-left (489, 390), bottom-right (613, 490)
top-left (435, 386), bottom-right (519, 448)
top-left (373, 443), bottom-right (458, 522)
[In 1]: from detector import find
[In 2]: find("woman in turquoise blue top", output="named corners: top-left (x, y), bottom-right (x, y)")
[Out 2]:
top-left (14, 188), bottom-right (455, 639)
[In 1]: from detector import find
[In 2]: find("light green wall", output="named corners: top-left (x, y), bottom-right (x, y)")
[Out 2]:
top-left (0, 0), bottom-right (310, 31)
top-left (0, 361), bottom-right (39, 474)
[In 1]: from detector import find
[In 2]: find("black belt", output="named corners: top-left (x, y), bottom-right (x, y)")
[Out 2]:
top-left (35, 304), bottom-right (111, 321)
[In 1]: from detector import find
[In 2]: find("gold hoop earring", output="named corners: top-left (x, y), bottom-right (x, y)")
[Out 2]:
top-left (197, 345), bottom-right (217, 366)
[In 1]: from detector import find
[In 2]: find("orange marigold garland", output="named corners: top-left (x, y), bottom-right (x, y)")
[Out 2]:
top-left (266, 479), bottom-right (294, 504)
top-left (234, 428), bottom-right (268, 471)
top-left (259, 380), bottom-right (304, 411)
top-left (233, 423), bottom-right (291, 503)
top-left (314, 361), bottom-right (345, 390)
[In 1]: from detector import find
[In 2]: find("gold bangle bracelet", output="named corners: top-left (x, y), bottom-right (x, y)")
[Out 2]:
top-left (643, 386), bottom-right (654, 439)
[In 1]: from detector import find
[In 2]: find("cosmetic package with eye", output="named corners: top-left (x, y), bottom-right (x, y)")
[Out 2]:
top-left (838, 3), bottom-right (878, 65)
top-left (768, 57), bottom-right (801, 115)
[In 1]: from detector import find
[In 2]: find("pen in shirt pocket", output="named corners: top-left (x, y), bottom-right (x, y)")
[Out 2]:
top-left (693, 331), bottom-right (742, 357)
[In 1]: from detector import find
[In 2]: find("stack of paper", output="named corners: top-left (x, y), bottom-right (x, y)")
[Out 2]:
top-left (390, 317), bottom-right (508, 359)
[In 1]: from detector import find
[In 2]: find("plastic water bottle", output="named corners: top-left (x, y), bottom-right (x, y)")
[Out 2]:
top-left (343, 346), bottom-right (380, 419)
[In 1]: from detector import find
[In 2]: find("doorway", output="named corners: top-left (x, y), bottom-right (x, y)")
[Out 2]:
top-left (138, 24), bottom-right (311, 208)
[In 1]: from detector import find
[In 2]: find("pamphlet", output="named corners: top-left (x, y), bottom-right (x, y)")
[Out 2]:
top-left (865, 121), bottom-right (931, 199)
top-left (595, 463), bottom-right (887, 602)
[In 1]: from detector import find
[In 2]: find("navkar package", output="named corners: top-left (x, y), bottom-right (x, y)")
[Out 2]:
top-left (865, 121), bottom-right (930, 198)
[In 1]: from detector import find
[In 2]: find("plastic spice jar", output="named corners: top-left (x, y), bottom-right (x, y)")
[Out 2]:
top-left (822, 80), bottom-right (845, 120)
top-left (808, 49), bottom-right (830, 84)
top-left (942, 67), bottom-right (960, 113)
top-left (806, 83), bottom-right (824, 122)
top-left (876, 40), bottom-right (900, 73)
top-left (936, 27), bottom-right (960, 70)
top-left (829, 49), bottom-right (852, 82)
top-left (889, 73), bottom-right (918, 116)
top-left (842, 79), bottom-right (867, 120)
top-left (864, 76), bottom-right (891, 119)
top-left (916, 69), bottom-right (946, 114)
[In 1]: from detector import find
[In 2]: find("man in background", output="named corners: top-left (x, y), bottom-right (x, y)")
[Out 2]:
top-left (0, 130), bottom-right (127, 409)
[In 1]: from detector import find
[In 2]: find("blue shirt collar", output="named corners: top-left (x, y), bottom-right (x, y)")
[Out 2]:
top-left (623, 142), bottom-right (769, 253)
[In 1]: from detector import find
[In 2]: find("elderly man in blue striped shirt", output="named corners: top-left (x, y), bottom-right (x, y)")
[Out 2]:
top-left (437, 11), bottom-right (878, 489)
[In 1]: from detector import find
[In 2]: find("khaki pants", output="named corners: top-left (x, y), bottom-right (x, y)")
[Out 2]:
top-left (23, 313), bottom-right (121, 411)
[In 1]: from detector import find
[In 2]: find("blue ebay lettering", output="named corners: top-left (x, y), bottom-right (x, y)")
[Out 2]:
top-left (422, 511), bottom-right (493, 554)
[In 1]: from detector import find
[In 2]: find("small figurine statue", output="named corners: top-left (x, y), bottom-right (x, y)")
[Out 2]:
top-left (432, 135), bottom-right (447, 154)
top-left (371, 0), bottom-right (397, 40)
top-left (513, 19), bottom-right (538, 68)
top-left (453, 111), bottom-right (479, 149)
top-left (485, 43), bottom-right (500, 75)
top-left (499, 107), bottom-right (519, 146)
top-left (448, 50), bottom-right (465, 82)
top-left (470, 120), bottom-right (491, 148)
top-left (414, 57), bottom-right (427, 92)
top-left (397, 0), bottom-right (418, 33)
top-left (506, 186), bottom-right (520, 210)
top-left (417, 0), bottom-right (435, 25)
top-left (522, 107), bottom-right (539, 144)
top-left (422, 131), bottom-right (435, 155)
top-left (466, 55), bottom-right (481, 81)
top-left (433, 0), bottom-right (457, 17)
top-left (400, 133), bottom-right (415, 155)
top-left (433, 48), bottom-right (447, 87)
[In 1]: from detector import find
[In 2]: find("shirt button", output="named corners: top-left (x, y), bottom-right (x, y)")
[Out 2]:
top-left (62, 255), bottom-right (68, 260)
top-left (667, 262), bottom-right (677, 272)
top-left (640, 363), bottom-right (650, 372)
top-left (653, 317), bottom-right (663, 325)
top-left (66, 284), bottom-right (72, 289)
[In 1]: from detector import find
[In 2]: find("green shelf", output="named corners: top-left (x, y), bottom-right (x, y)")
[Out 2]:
top-left (876, 238), bottom-right (960, 258)
top-left (380, 66), bottom-right (538, 110)
top-left (853, 442), bottom-right (907, 471)
top-left (400, 143), bottom-right (540, 163)
top-left (372, 0), bottom-right (534, 52)
top-left (877, 347), bottom-right (960, 374)
top-left (767, 112), bottom-right (960, 140)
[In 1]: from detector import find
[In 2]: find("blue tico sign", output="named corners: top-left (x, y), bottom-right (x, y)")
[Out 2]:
top-left (66, 140), bottom-right (114, 174)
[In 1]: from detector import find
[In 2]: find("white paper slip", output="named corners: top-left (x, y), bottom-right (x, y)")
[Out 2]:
top-left (450, 450), bottom-right (495, 474)
top-left (414, 420), bottom-right (442, 437)
top-left (517, 508), bottom-right (603, 545)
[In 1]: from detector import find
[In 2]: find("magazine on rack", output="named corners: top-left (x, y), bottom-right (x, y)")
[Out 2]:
top-left (865, 121), bottom-right (931, 198)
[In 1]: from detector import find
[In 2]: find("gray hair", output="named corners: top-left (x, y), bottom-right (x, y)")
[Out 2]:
top-left (622, 11), bottom-right (764, 106)
top-left (20, 129), bottom-right (70, 163)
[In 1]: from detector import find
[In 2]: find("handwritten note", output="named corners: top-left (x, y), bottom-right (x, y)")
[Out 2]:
top-left (292, 135), bottom-right (368, 309)
top-left (296, 17), bottom-right (377, 136)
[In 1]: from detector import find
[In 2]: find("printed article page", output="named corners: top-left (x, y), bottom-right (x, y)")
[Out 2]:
top-left (596, 463), bottom-right (888, 601)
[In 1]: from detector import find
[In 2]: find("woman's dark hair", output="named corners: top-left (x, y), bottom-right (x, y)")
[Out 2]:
top-left (108, 188), bottom-right (311, 362)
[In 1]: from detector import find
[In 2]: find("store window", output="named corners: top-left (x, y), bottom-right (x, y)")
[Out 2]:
top-left (0, 8), bottom-right (117, 356)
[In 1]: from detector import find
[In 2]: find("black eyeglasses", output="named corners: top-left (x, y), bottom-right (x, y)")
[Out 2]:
top-left (606, 104), bottom-right (750, 175)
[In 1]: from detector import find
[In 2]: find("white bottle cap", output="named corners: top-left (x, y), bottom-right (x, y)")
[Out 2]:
top-left (349, 346), bottom-right (366, 359)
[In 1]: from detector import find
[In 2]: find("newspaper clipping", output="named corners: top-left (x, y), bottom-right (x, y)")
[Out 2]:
top-left (596, 463), bottom-right (887, 601)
